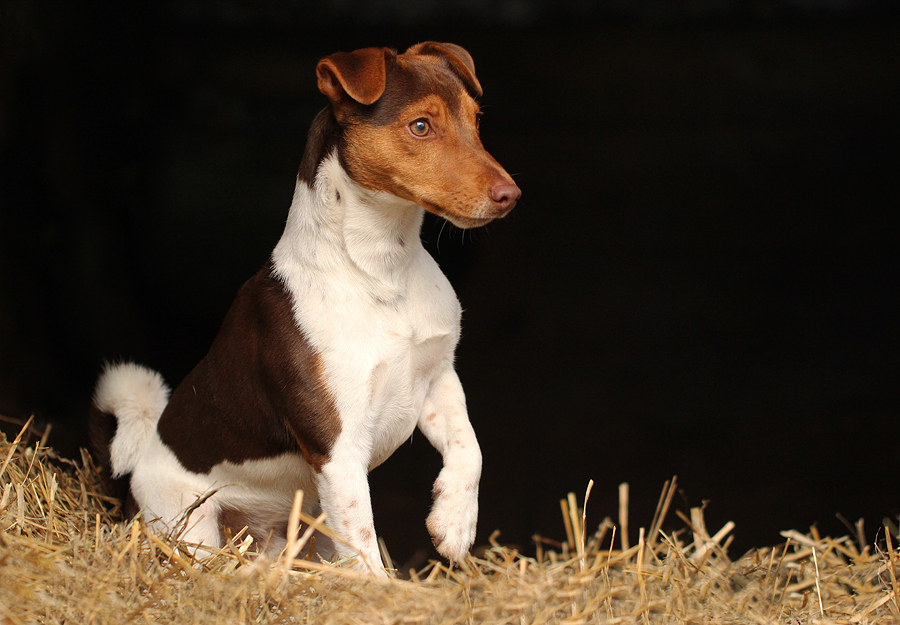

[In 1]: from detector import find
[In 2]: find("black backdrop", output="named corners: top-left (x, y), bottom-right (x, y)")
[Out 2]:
top-left (1, 0), bottom-right (898, 567)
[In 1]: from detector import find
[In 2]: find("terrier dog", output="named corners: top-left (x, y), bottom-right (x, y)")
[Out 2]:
top-left (90, 42), bottom-right (520, 576)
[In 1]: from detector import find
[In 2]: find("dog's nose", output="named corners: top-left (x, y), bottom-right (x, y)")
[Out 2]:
top-left (490, 183), bottom-right (521, 211)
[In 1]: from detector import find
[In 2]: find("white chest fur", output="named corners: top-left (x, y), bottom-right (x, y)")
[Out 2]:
top-left (272, 154), bottom-right (462, 470)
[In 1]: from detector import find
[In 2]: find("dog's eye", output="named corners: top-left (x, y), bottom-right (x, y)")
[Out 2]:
top-left (409, 119), bottom-right (431, 137)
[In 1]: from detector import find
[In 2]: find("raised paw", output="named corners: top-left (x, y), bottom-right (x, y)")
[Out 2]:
top-left (425, 473), bottom-right (479, 562)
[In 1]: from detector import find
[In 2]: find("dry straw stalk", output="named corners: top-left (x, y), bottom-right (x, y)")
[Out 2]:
top-left (1, 419), bottom-right (898, 624)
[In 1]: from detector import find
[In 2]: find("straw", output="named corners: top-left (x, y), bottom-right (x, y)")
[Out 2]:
top-left (1, 416), bottom-right (898, 624)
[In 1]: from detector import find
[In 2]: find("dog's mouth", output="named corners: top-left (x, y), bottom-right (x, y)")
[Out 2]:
top-left (446, 215), bottom-right (495, 229)
top-left (421, 199), bottom-right (499, 229)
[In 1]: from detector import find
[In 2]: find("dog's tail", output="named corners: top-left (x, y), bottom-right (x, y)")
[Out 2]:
top-left (89, 362), bottom-right (170, 504)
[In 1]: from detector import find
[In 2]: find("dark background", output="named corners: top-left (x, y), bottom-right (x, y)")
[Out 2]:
top-left (1, 0), bottom-right (898, 568)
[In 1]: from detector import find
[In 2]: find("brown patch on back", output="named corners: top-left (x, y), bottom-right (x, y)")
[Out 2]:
top-left (157, 260), bottom-right (341, 474)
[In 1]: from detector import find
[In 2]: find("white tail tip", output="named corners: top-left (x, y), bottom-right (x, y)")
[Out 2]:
top-left (94, 362), bottom-right (170, 477)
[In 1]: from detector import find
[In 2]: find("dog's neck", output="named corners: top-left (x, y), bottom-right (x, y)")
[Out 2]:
top-left (275, 152), bottom-right (425, 289)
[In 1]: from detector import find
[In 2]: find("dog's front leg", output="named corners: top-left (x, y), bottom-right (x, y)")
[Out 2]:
top-left (316, 455), bottom-right (386, 576)
top-left (418, 368), bottom-right (482, 563)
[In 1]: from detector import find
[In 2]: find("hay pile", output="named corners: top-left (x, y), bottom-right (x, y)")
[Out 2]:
top-left (1, 418), bottom-right (898, 624)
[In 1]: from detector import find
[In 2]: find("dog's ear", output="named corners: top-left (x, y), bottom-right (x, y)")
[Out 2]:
top-left (405, 42), bottom-right (483, 98)
top-left (317, 48), bottom-right (389, 106)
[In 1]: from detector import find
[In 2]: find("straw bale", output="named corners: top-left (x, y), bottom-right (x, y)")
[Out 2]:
top-left (1, 420), bottom-right (898, 624)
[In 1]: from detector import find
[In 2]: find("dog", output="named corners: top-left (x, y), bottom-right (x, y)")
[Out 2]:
top-left (90, 42), bottom-right (520, 576)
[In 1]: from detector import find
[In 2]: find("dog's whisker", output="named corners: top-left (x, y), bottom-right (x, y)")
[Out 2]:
top-left (437, 218), bottom-right (449, 252)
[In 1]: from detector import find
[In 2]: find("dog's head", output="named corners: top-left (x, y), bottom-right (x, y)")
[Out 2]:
top-left (310, 42), bottom-right (520, 228)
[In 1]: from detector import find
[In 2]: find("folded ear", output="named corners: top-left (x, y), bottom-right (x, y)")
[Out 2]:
top-left (405, 41), bottom-right (483, 98)
top-left (316, 47), bottom-right (389, 106)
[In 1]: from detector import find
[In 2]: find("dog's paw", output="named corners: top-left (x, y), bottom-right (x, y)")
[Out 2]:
top-left (425, 472), bottom-right (479, 562)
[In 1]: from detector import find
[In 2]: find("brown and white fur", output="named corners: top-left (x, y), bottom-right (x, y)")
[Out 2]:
top-left (89, 42), bottom-right (520, 576)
